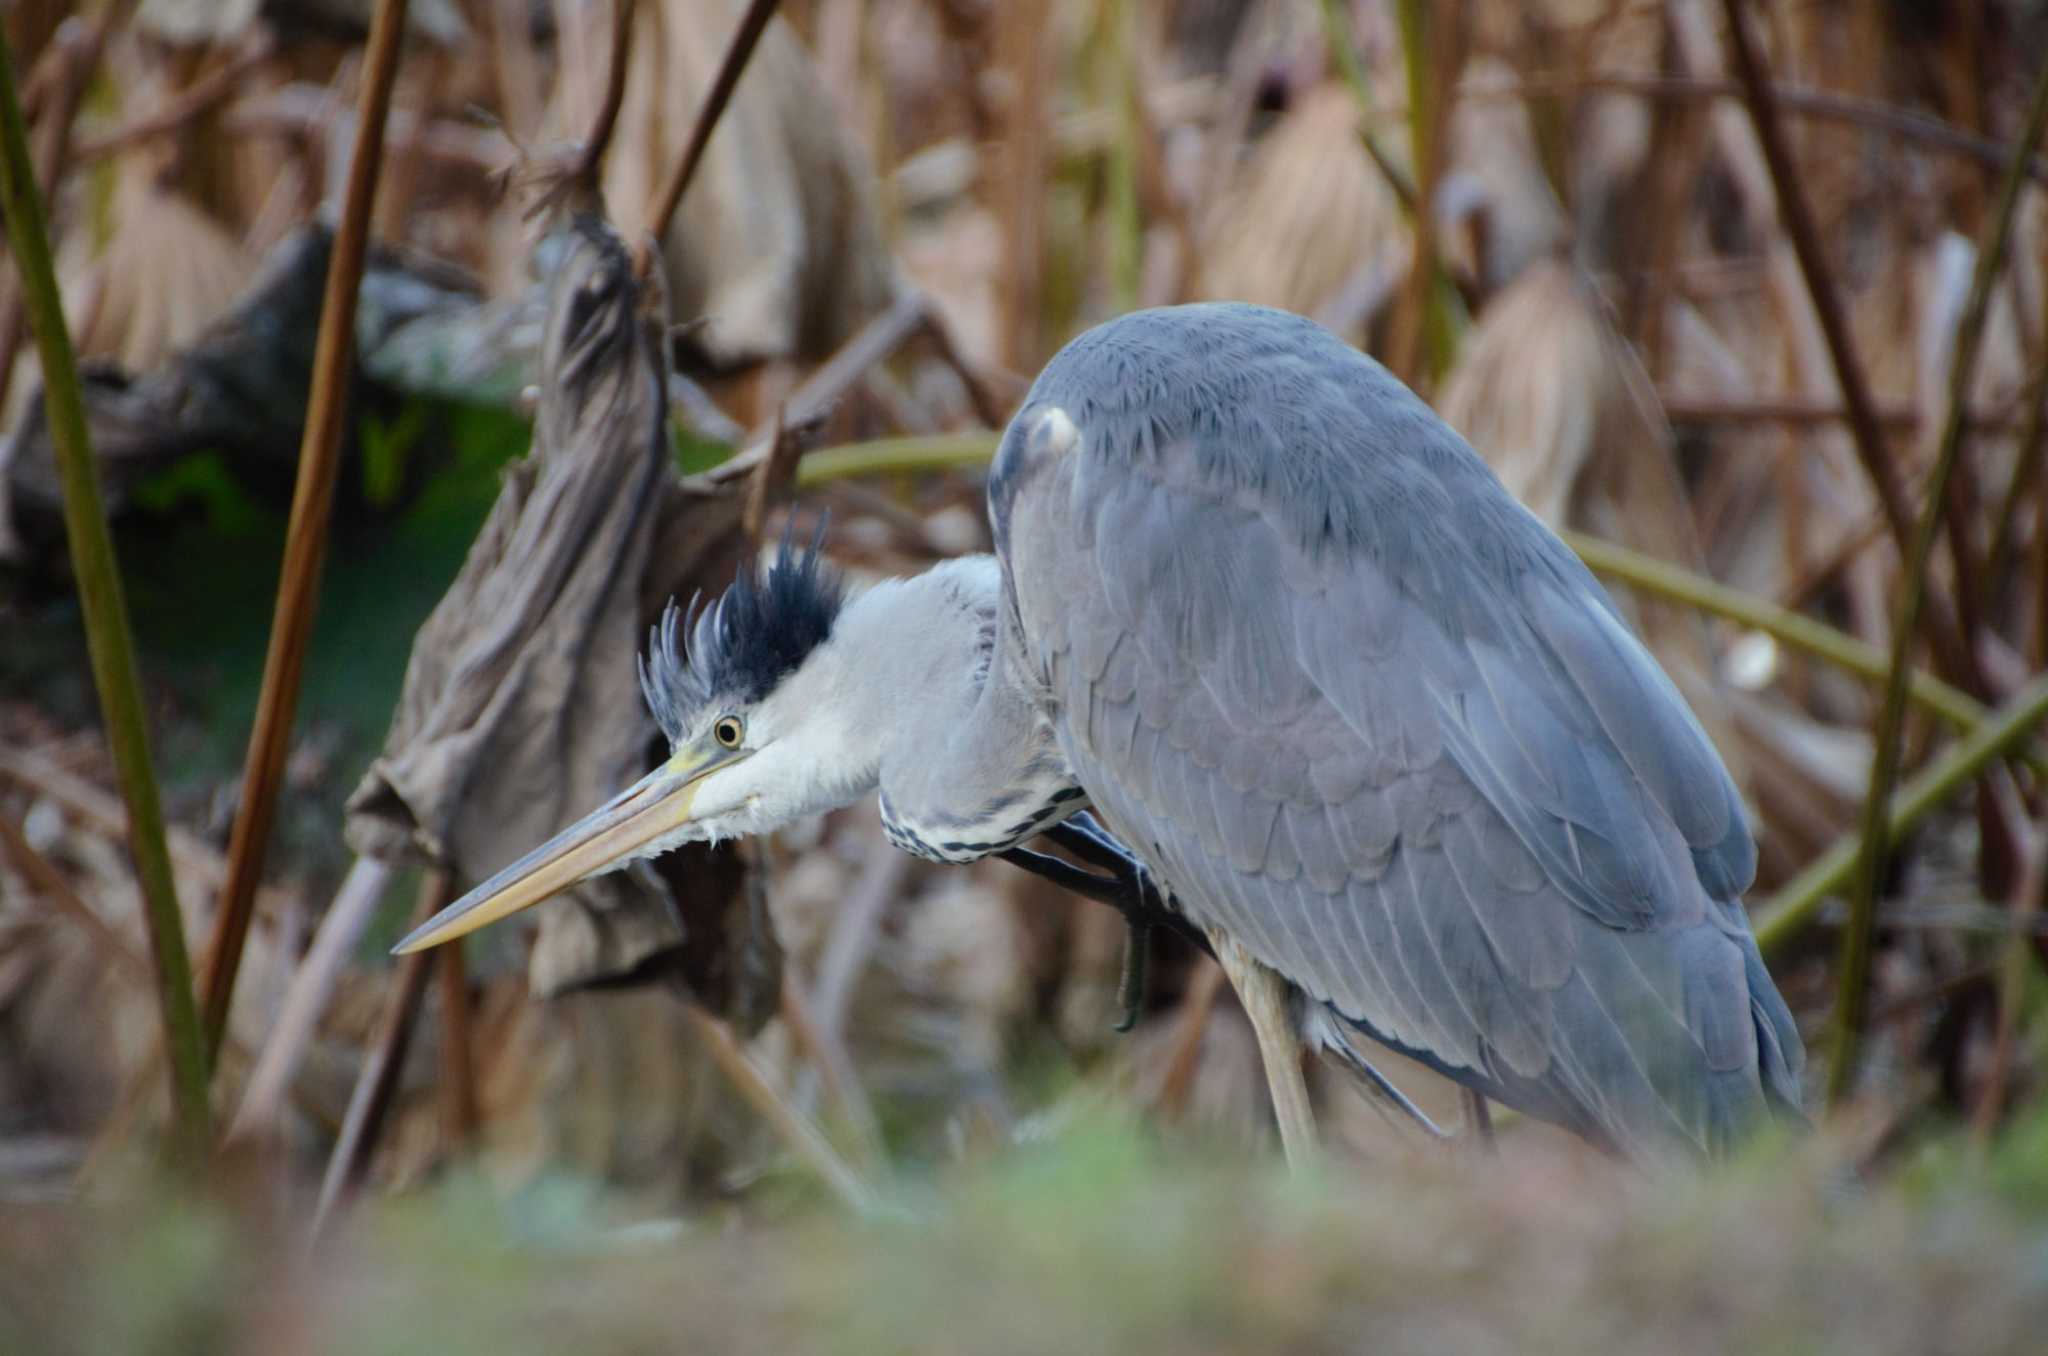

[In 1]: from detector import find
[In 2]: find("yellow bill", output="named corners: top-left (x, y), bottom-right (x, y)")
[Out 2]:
top-left (391, 739), bottom-right (743, 955)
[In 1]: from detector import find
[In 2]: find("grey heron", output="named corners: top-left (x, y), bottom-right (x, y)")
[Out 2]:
top-left (394, 302), bottom-right (1806, 1166)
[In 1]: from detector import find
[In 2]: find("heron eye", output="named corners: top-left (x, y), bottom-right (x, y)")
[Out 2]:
top-left (713, 716), bottom-right (745, 748)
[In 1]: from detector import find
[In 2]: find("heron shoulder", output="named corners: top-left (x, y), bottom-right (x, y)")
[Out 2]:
top-left (1002, 304), bottom-right (1533, 578)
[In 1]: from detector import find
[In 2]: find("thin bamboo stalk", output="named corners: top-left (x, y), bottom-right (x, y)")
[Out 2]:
top-left (1389, 0), bottom-right (1457, 385)
top-left (1494, 72), bottom-right (2048, 188)
top-left (204, 0), bottom-right (412, 1068)
top-left (1718, 0), bottom-right (1982, 696)
top-left (995, 0), bottom-right (1050, 368)
top-left (1562, 531), bottom-right (2044, 775)
top-left (1754, 673), bottom-right (2048, 956)
top-left (1824, 54), bottom-right (2048, 1109)
top-left (0, 27), bottom-right (210, 1165)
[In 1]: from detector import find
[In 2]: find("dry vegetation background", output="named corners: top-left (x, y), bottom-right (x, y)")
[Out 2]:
top-left (5, 0), bottom-right (2048, 1351)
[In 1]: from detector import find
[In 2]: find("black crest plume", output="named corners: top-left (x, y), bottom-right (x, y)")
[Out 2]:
top-left (639, 519), bottom-right (845, 743)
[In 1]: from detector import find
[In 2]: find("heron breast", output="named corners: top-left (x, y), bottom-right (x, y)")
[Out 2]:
top-left (876, 781), bottom-right (1090, 864)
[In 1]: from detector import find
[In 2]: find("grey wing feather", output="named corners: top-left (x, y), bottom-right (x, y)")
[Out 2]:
top-left (988, 303), bottom-right (1804, 1156)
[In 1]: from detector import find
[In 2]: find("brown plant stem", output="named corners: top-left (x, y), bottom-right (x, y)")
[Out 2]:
top-left (582, 0), bottom-right (634, 179)
top-left (1154, 957), bottom-right (1224, 1120)
top-left (1985, 360), bottom-right (2048, 608)
top-left (436, 942), bottom-right (478, 1147)
top-left (204, 0), bottom-right (412, 1069)
top-left (996, 0), bottom-right (1050, 368)
top-left (1499, 72), bottom-right (2048, 188)
top-left (1824, 52), bottom-right (2048, 1108)
top-left (639, 0), bottom-right (782, 263)
top-left (778, 980), bottom-right (885, 1173)
top-left (522, 0), bottom-right (635, 219)
top-left (313, 870), bottom-right (446, 1234)
top-left (0, 25), bottom-right (210, 1166)
top-left (0, 812), bottom-right (150, 982)
top-left (1718, 0), bottom-right (1982, 697)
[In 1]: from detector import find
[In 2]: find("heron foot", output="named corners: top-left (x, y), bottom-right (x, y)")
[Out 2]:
top-left (999, 816), bottom-right (1191, 1033)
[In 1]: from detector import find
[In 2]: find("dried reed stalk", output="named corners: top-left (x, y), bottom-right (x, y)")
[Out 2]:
top-left (640, 0), bottom-right (783, 259)
top-left (1718, 0), bottom-right (1983, 696)
top-left (205, 0), bottom-right (412, 1068)
top-left (996, 0), bottom-right (1051, 368)
top-left (314, 870), bottom-right (447, 1234)
top-left (1826, 54), bottom-right (2048, 1107)
top-left (1500, 71), bottom-right (2048, 188)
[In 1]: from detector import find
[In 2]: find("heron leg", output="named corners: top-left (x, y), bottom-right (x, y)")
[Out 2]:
top-left (1303, 1006), bottom-right (1449, 1140)
top-left (995, 844), bottom-right (1159, 1030)
top-left (1000, 818), bottom-right (1201, 1032)
top-left (1460, 1087), bottom-right (1496, 1152)
top-left (1210, 931), bottom-right (1318, 1174)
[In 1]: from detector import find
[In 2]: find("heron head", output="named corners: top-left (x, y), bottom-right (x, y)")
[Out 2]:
top-left (392, 524), bottom-right (851, 955)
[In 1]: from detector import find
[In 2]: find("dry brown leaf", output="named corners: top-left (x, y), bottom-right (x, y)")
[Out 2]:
top-left (344, 216), bottom-right (766, 1015)
top-left (1195, 82), bottom-right (1409, 338)
top-left (72, 163), bottom-right (252, 376)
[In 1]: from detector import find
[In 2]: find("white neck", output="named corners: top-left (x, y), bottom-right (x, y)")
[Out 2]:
top-left (685, 556), bottom-right (1053, 847)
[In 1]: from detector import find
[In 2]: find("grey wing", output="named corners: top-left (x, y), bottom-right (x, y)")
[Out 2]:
top-left (989, 401), bottom-right (1804, 1158)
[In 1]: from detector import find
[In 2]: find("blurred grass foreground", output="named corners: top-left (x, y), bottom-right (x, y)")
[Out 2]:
top-left (6, 1107), bottom-right (2048, 1355)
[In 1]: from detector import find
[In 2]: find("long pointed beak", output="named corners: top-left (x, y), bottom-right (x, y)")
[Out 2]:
top-left (391, 741), bottom-right (742, 955)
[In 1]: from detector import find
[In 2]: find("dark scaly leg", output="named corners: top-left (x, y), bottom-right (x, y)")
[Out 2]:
top-left (999, 814), bottom-right (1198, 1032)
